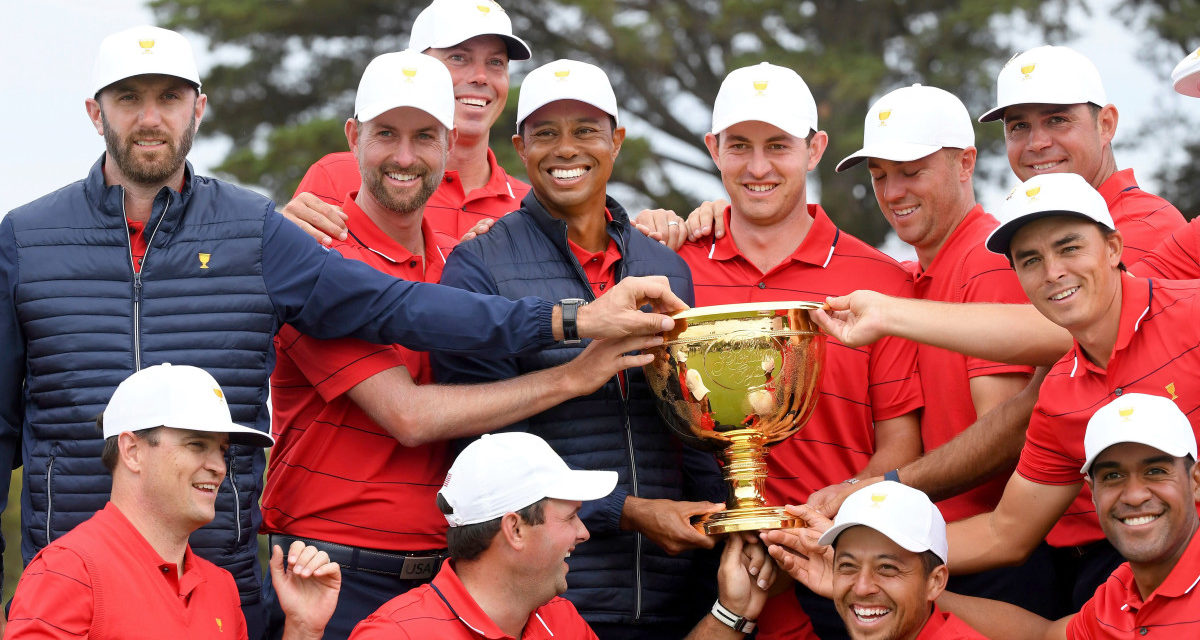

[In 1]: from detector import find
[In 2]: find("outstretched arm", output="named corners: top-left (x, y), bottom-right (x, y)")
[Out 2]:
top-left (938, 591), bottom-right (1070, 640)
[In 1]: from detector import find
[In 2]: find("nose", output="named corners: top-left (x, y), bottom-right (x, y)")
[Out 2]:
top-left (1042, 252), bottom-right (1069, 283)
top-left (138, 101), bottom-right (164, 127)
top-left (390, 138), bottom-right (419, 167)
top-left (1027, 122), bottom-right (1052, 152)
top-left (881, 175), bottom-right (906, 204)
top-left (1120, 474), bottom-right (1155, 507)
top-left (747, 147), bottom-right (771, 177)
top-left (575, 518), bottom-right (590, 544)
top-left (466, 58), bottom-right (489, 86)
top-left (555, 131), bottom-right (580, 159)
top-left (851, 569), bottom-right (879, 596)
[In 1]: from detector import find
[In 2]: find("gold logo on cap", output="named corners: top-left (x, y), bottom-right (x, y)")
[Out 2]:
top-left (139, 39), bottom-right (155, 54)
top-left (555, 69), bottom-right (570, 80)
top-left (878, 110), bottom-right (892, 126)
top-left (1025, 186), bottom-right (1041, 201)
top-left (870, 493), bottom-right (887, 507)
top-left (402, 67), bottom-right (417, 83)
top-left (1119, 406), bottom-right (1134, 421)
top-left (753, 80), bottom-right (768, 96)
top-left (213, 388), bottom-right (224, 400)
top-left (1167, 382), bottom-right (1179, 400)
top-left (198, 252), bottom-right (211, 269)
top-left (1020, 63), bottom-right (1036, 79)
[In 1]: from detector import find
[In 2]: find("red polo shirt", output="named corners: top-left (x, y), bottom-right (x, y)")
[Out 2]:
top-left (263, 191), bottom-right (450, 551)
top-left (1130, 217), bottom-right (1200, 281)
top-left (294, 149), bottom-right (530, 249)
top-left (907, 205), bottom-right (1032, 523)
top-left (7, 502), bottom-right (247, 639)
top-left (914, 605), bottom-right (989, 639)
top-left (678, 204), bottom-right (923, 505)
top-left (349, 561), bottom-right (598, 639)
top-left (1099, 169), bottom-right (1185, 266)
top-left (1017, 276), bottom-right (1200, 547)
top-left (1066, 530), bottom-right (1200, 639)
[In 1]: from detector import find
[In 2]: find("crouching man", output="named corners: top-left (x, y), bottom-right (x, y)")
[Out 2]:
top-left (6, 364), bottom-right (341, 639)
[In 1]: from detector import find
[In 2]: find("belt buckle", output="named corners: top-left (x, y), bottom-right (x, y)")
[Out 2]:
top-left (399, 555), bottom-right (440, 580)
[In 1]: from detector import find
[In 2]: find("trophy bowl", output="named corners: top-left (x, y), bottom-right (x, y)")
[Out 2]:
top-left (643, 301), bottom-right (825, 534)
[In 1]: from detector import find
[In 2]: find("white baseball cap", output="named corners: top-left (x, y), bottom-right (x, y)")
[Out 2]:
top-left (979, 45), bottom-right (1107, 123)
top-left (92, 25), bottom-right (202, 96)
top-left (818, 481), bottom-right (948, 564)
top-left (1082, 394), bottom-right (1197, 474)
top-left (409, 0), bottom-right (531, 61)
top-left (985, 172), bottom-right (1115, 256)
top-left (1172, 47), bottom-right (1200, 98)
top-left (103, 364), bottom-right (273, 447)
top-left (515, 59), bottom-right (619, 130)
top-left (711, 62), bottom-right (818, 139)
top-left (836, 84), bottom-right (974, 172)
top-left (685, 369), bottom-right (711, 401)
top-left (438, 432), bottom-right (617, 527)
top-left (355, 50), bottom-right (456, 129)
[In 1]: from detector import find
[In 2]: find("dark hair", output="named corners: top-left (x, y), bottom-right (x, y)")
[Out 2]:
top-left (438, 495), bottom-right (547, 561)
top-left (919, 549), bottom-right (945, 575)
top-left (97, 414), bottom-right (161, 473)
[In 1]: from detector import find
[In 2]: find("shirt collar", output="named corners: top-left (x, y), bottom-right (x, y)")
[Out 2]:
top-left (341, 191), bottom-right (445, 269)
top-left (443, 149), bottom-right (517, 200)
top-left (430, 561), bottom-right (557, 639)
top-left (910, 204), bottom-right (991, 283)
top-left (1097, 168), bottom-right (1138, 204)
top-left (913, 603), bottom-right (949, 639)
top-left (100, 502), bottom-right (206, 597)
top-left (708, 203), bottom-right (839, 270)
top-left (1144, 528), bottom-right (1200, 601)
top-left (1070, 274), bottom-right (1152, 377)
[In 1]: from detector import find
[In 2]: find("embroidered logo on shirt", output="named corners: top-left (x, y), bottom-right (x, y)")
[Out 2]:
top-left (198, 252), bottom-right (211, 269)
top-left (216, 618), bottom-right (223, 632)
top-left (1167, 382), bottom-right (1179, 400)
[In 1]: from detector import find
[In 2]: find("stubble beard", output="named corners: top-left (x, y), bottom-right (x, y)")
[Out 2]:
top-left (101, 109), bottom-right (196, 186)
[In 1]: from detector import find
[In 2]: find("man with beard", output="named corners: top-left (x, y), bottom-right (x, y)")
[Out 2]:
top-left (262, 50), bottom-right (661, 639)
top-left (0, 25), bottom-right (687, 637)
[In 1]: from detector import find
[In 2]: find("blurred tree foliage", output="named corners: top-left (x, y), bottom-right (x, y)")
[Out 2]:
top-left (152, 0), bottom-right (1100, 244)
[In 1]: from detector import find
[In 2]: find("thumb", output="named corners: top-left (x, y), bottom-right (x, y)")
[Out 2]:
top-left (824, 294), bottom-right (851, 311)
top-left (269, 544), bottom-right (285, 582)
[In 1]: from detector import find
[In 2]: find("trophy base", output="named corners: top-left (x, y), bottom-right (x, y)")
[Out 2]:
top-left (697, 506), bottom-right (800, 535)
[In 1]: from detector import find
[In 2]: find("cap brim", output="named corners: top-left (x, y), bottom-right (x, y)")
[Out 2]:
top-left (985, 210), bottom-right (1103, 255)
top-left (835, 141), bottom-right (942, 173)
top-left (817, 521), bottom-right (937, 558)
top-left (1175, 73), bottom-right (1200, 98)
top-left (978, 104), bottom-right (1007, 123)
top-left (223, 423), bottom-right (275, 448)
top-left (500, 34), bottom-right (532, 61)
top-left (1081, 439), bottom-right (1195, 474)
top-left (545, 469), bottom-right (618, 502)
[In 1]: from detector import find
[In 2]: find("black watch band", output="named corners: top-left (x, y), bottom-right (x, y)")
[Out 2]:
top-left (884, 468), bottom-right (901, 484)
top-left (560, 298), bottom-right (587, 344)
top-left (710, 599), bottom-right (755, 633)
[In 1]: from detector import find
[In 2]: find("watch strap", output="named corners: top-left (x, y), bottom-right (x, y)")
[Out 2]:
top-left (710, 599), bottom-right (755, 633)
top-left (560, 299), bottom-right (585, 343)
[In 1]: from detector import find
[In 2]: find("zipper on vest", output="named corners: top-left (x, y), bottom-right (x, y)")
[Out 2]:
top-left (45, 456), bottom-right (55, 544)
top-left (122, 189), bottom-right (171, 372)
top-left (228, 455), bottom-right (242, 544)
top-left (623, 407), bottom-right (643, 620)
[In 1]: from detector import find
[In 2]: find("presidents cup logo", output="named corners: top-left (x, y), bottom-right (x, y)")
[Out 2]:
top-left (1119, 406), bottom-right (1134, 421)
top-left (198, 252), bottom-right (211, 269)
top-left (139, 39), bottom-right (155, 54)
top-left (478, 0), bottom-right (504, 13)
top-left (213, 388), bottom-right (224, 400)
top-left (878, 110), bottom-right (892, 126)
top-left (1025, 186), bottom-right (1041, 201)
top-left (555, 69), bottom-right (571, 80)
top-left (402, 67), bottom-right (417, 83)
top-left (753, 80), bottom-right (768, 96)
top-left (1020, 63), bottom-right (1036, 79)
top-left (1167, 382), bottom-right (1179, 400)
top-left (870, 493), bottom-right (887, 507)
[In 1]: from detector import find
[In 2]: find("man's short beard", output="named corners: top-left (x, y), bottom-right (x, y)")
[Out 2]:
top-left (365, 164), bottom-right (440, 214)
top-left (101, 108), bottom-right (196, 186)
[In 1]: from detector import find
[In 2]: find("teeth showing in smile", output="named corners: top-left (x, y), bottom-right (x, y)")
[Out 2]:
top-left (893, 206), bottom-right (918, 216)
top-left (458, 97), bottom-right (488, 107)
top-left (851, 605), bottom-right (890, 621)
top-left (1050, 287), bottom-right (1078, 301)
top-left (193, 483), bottom-right (218, 492)
top-left (551, 168), bottom-right (587, 179)
top-left (1032, 162), bottom-right (1059, 170)
top-left (135, 140), bottom-right (164, 146)
top-left (386, 172), bottom-right (418, 182)
top-left (1122, 515), bottom-right (1157, 526)
top-left (746, 184), bottom-right (775, 192)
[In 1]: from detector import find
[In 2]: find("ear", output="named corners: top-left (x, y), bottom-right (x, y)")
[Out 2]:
top-left (512, 132), bottom-right (527, 164)
top-left (1191, 461), bottom-right (1200, 501)
top-left (499, 512), bottom-right (527, 551)
top-left (193, 93), bottom-right (207, 131)
top-left (1096, 104), bottom-right (1118, 147)
top-left (924, 563), bottom-right (949, 601)
top-left (345, 118), bottom-right (360, 155)
top-left (806, 131), bottom-right (829, 171)
top-left (86, 98), bottom-right (104, 136)
top-left (446, 127), bottom-right (459, 154)
top-left (117, 432), bottom-right (144, 473)
top-left (610, 126), bottom-right (626, 159)
top-left (704, 132), bottom-right (721, 168)
top-left (1104, 230), bottom-right (1124, 268)
top-left (958, 147), bottom-right (978, 183)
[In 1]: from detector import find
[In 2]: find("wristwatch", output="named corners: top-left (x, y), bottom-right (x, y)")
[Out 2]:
top-left (710, 599), bottom-right (756, 633)
top-left (560, 298), bottom-right (587, 344)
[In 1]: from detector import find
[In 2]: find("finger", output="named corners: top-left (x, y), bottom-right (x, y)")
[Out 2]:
top-left (291, 542), bottom-right (319, 575)
top-left (616, 353), bottom-right (656, 369)
top-left (269, 544), bottom-right (285, 580)
top-left (460, 232), bottom-right (476, 242)
top-left (295, 549), bottom-right (331, 577)
top-left (756, 553), bottom-right (777, 591)
top-left (314, 561), bottom-right (341, 578)
top-left (824, 294), bottom-right (852, 312)
top-left (287, 540), bottom-right (307, 567)
top-left (712, 200), bottom-right (729, 238)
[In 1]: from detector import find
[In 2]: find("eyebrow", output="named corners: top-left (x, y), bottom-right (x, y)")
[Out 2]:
top-left (726, 134), bottom-right (793, 144)
top-left (1013, 231), bottom-right (1084, 262)
top-left (527, 117), bottom-right (604, 129)
top-left (1092, 454), bottom-right (1178, 472)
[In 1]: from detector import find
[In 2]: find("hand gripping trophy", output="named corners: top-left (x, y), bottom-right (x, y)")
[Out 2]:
top-left (644, 302), bottom-right (825, 534)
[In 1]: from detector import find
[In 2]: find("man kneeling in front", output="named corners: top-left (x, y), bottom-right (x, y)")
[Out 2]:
top-left (6, 364), bottom-right (340, 639)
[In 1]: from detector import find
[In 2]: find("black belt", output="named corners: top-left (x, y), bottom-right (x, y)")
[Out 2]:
top-left (268, 534), bottom-right (446, 580)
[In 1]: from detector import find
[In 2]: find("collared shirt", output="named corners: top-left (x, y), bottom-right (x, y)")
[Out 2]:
top-left (349, 561), bottom-right (598, 639)
top-left (7, 502), bottom-right (247, 639)
top-left (1017, 275), bottom-right (1200, 547)
top-left (566, 210), bottom-right (622, 298)
top-left (1067, 531), bottom-right (1200, 638)
top-left (1098, 168), bottom-right (1185, 265)
top-left (263, 191), bottom-right (450, 550)
top-left (1129, 217), bottom-right (1200, 281)
top-left (678, 204), bottom-right (922, 505)
top-left (294, 149), bottom-right (530, 249)
top-left (915, 604), bottom-right (989, 639)
top-left (907, 205), bottom-right (1033, 523)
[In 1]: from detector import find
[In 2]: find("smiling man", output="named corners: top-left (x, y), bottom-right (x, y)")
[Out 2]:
top-left (675, 62), bottom-right (923, 639)
top-left (433, 59), bottom-right (727, 639)
top-left (284, 0), bottom-right (532, 248)
top-left (6, 365), bottom-right (340, 640)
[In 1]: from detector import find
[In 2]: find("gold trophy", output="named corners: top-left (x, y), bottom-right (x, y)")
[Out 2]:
top-left (643, 301), bottom-right (825, 534)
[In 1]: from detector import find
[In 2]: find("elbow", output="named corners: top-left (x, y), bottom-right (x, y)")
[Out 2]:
top-left (995, 538), bottom-right (1038, 567)
top-left (382, 413), bottom-right (432, 448)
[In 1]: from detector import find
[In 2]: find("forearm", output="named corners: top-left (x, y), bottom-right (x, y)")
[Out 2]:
top-left (897, 370), bottom-right (1042, 502)
top-left (946, 511), bottom-right (1030, 573)
top-left (684, 614), bottom-right (751, 640)
top-left (281, 621), bottom-right (325, 640)
top-left (938, 591), bottom-right (1068, 640)
top-left (889, 301), bottom-right (1069, 366)
top-left (855, 414), bottom-right (921, 479)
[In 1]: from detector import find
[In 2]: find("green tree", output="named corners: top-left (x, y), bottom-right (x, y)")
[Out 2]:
top-left (152, 0), bottom-right (1078, 245)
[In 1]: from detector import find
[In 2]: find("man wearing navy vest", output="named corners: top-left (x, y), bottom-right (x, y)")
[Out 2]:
top-left (0, 26), bottom-right (686, 637)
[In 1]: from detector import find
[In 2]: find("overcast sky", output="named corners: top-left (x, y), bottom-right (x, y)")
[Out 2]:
top-left (2, 0), bottom-right (1195, 224)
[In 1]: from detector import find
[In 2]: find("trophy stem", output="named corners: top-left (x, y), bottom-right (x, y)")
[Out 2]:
top-left (695, 429), bottom-right (802, 535)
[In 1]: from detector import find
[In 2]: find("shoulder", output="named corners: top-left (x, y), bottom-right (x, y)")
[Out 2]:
top-left (190, 175), bottom-right (275, 211)
top-left (6, 179), bottom-right (90, 227)
top-left (623, 226), bottom-right (690, 271)
top-left (354, 585), bottom-right (443, 635)
top-left (535, 597), bottom-right (594, 633)
top-left (831, 231), bottom-right (913, 290)
top-left (312, 152), bottom-right (357, 170)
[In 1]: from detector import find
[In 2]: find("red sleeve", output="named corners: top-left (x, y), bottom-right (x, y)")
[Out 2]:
top-left (294, 154), bottom-right (357, 206)
top-left (6, 547), bottom-right (94, 638)
top-left (865, 278), bottom-right (923, 421)
top-left (347, 614), bottom-right (414, 640)
top-left (1130, 218), bottom-right (1200, 281)
top-left (1016, 401), bottom-right (1085, 486)
top-left (275, 324), bottom-right (411, 402)
top-left (1064, 597), bottom-right (1095, 639)
top-left (958, 247), bottom-right (1036, 379)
